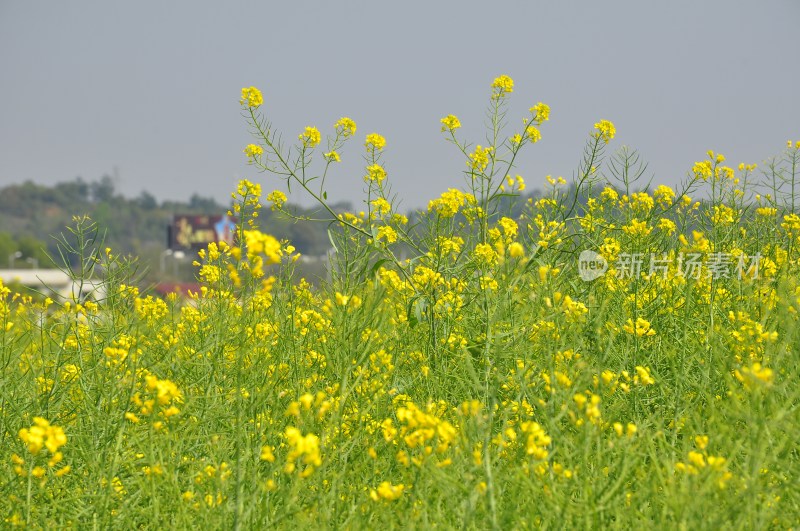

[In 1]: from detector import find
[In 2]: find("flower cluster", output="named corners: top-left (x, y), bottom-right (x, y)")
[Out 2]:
top-left (365, 133), bottom-right (386, 151)
top-left (18, 417), bottom-right (67, 456)
top-left (428, 189), bottom-right (475, 218)
top-left (335, 116), bottom-right (357, 137)
top-left (283, 427), bottom-right (322, 477)
top-left (240, 86), bottom-right (263, 108)
top-left (14, 417), bottom-right (70, 481)
top-left (593, 120), bottom-right (616, 143)
top-left (299, 126), bottom-right (321, 148)
top-left (127, 373), bottom-right (182, 430)
top-left (675, 436), bottom-right (732, 489)
top-left (530, 102), bottom-right (550, 123)
top-left (365, 163), bottom-right (387, 184)
top-left (491, 74), bottom-right (514, 98)
top-left (370, 481), bottom-right (406, 501)
top-left (623, 317), bottom-right (656, 337)
top-left (440, 114), bottom-right (461, 132)
top-left (244, 143), bottom-right (263, 159)
top-left (266, 189), bottom-right (287, 210)
top-left (468, 145), bottom-right (493, 172)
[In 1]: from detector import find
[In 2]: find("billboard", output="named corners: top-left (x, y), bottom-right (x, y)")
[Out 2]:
top-left (167, 214), bottom-right (238, 251)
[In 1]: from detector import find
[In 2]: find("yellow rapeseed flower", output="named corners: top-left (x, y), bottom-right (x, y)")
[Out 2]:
top-left (734, 362), bottom-right (775, 390)
top-left (335, 117), bottom-right (357, 137)
top-left (145, 375), bottom-right (182, 406)
top-left (370, 481), bottom-right (405, 501)
top-left (634, 366), bottom-right (655, 385)
top-left (468, 145), bottom-right (493, 172)
top-left (622, 218), bottom-right (652, 237)
top-left (711, 204), bottom-right (736, 225)
top-left (266, 190), bottom-right (287, 210)
top-left (365, 133), bottom-right (386, 151)
top-left (371, 197), bottom-right (391, 217)
top-left (531, 102), bottom-right (550, 123)
top-left (473, 243), bottom-right (498, 267)
top-left (440, 114), bottom-right (461, 132)
top-left (653, 185), bottom-right (675, 207)
top-left (491, 75), bottom-right (514, 98)
top-left (428, 189), bottom-right (473, 218)
top-left (284, 427), bottom-right (322, 477)
top-left (376, 226), bottom-right (398, 244)
top-left (243, 229), bottom-right (282, 265)
top-left (299, 126), bottom-right (321, 148)
top-left (692, 160), bottom-right (713, 181)
top-left (657, 218), bottom-right (676, 235)
top-left (240, 86), bottom-right (263, 108)
top-left (244, 144), bottom-right (263, 159)
top-left (508, 242), bottom-right (525, 258)
top-left (365, 164), bottom-right (387, 184)
top-left (18, 417), bottom-right (67, 456)
top-left (623, 317), bottom-right (656, 337)
top-left (525, 126), bottom-right (542, 143)
top-left (594, 120), bottom-right (616, 143)
top-left (260, 445), bottom-right (275, 462)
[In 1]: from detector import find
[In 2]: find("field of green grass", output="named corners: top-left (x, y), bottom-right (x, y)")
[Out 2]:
top-left (1, 77), bottom-right (798, 529)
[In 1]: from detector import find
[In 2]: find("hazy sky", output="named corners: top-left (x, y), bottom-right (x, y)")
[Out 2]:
top-left (1, 0), bottom-right (798, 210)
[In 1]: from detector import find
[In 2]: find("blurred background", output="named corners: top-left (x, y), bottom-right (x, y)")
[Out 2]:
top-left (0, 0), bottom-right (797, 290)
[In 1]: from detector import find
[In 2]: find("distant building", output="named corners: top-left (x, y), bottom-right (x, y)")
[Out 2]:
top-left (0, 269), bottom-right (105, 301)
top-left (168, 214), bottom-right (237, 252)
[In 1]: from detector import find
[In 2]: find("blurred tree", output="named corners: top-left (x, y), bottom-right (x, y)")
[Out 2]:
top-left (0, 232), bottom-right (17, 267)
top-left (54, 178), bottom-right (90, 206)
top-left (188, 193), bottom-right (222, 211)
top-left (136, 190), bottom-right (158, 210)
top-left (14, 234), bottom-right (51, 267)
top-left (290, 222), bottom-right (326, 255)
top-left (90, 175), bottom-right (116, 203)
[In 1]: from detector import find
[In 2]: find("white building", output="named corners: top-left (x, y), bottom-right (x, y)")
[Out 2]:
top-left (0, 269), bottom-right (105, 301)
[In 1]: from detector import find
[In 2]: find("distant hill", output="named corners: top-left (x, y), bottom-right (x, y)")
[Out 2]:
top-left (0, 176), bottom-right (347, 283)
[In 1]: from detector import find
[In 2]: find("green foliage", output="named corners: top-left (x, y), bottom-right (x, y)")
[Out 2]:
top-left (0, 79), bottom-right (798, 529)
top-left (0, 177), bottom-right (350, 283)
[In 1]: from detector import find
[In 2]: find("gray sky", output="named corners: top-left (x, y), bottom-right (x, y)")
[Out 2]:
top-left (1, 0), bottom-right (798, 210)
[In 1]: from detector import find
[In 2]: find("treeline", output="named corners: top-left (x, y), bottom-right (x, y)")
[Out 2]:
top-left (0, 176), bottom-right (345, 280)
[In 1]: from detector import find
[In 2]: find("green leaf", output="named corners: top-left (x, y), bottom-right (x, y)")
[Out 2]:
top-left (369, 258), bottom-right (390, 278)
